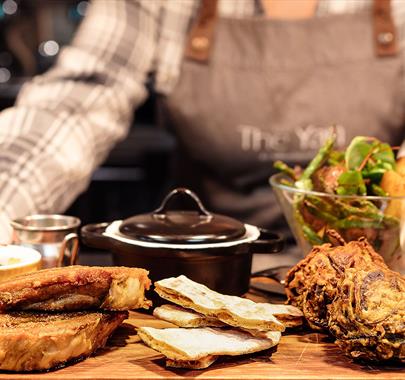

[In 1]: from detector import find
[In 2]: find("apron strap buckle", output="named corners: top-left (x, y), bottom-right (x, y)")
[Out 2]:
top-left (373, 0), bottom-right (398, 57)
top-left (184, 0), bottom-right (218, 63)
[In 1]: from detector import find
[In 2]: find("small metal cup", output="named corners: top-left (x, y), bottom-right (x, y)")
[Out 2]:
top-left (10, 214), bottom-right (80, 269)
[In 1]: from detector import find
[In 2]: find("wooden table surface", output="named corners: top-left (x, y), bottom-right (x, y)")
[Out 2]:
top-left (0, 283), bottom-right (403, 380)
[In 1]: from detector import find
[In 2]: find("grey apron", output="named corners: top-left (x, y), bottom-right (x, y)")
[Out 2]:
top-left (160, 0), bottom-right (405, 233)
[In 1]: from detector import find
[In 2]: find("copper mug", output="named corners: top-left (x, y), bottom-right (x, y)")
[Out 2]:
top-left (11, 214), bottom-right (80, 269)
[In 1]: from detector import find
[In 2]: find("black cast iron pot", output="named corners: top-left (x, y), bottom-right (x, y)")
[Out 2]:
top-left (81, 188), bottom-right (283, 295)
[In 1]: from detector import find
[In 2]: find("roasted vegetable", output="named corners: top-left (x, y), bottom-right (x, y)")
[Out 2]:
top-left (285, 232), bottom-right (405, 363)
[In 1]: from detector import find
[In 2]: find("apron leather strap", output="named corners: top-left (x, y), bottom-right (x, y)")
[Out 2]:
top-left (185, 0), bottom-right (398, 62)
top-left (184, 0), bottom-right (219, 62)
top-left (373, 0), bottom-right (398, 56)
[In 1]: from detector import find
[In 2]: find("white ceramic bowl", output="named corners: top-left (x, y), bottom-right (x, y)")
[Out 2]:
top-left (0, 245), bottom-right (41, 281)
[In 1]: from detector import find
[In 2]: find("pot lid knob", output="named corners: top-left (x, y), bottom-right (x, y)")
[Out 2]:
top-left (154, 187), bottom-right (212, 220)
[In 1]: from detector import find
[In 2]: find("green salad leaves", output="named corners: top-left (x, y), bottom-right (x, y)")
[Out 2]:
top-left (339, 137), bottom-right (396, 196)
top-left (275, 134), bottom-right (396, 196)
top-left (273, 133), bottom-right (400, 254)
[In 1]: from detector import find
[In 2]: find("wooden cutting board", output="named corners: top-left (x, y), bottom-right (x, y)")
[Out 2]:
top-left (0, 308), bottom-right (403, 380)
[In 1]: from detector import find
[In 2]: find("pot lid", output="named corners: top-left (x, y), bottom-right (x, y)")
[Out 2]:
top-left (119, 188), bottom-right (246, 244)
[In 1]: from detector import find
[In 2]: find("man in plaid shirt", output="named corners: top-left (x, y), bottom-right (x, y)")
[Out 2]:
top-left (1, 0), bottom-right (405, 242)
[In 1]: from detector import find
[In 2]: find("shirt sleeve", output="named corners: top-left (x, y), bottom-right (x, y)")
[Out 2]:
top-left (0, 0), bottom-right (160, 242)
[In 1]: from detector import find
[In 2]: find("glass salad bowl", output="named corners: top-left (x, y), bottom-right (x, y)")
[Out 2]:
top-left (270, 173), bottom-right (405, 274)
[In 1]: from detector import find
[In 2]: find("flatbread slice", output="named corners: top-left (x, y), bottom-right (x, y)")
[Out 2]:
top-left (153, 304), bottom-right (225, 328)
top-left (166, 355), bottom-right (218, 369)
top-left (153, 304), bottom-right (286, 341)
top-left (0, 266), bottom-right (151, 312)
top-left (137, 326), bottom-right (280, 364)
top-left (257, 304), bottom-right (303, 328)
top-left (154, 275), bottom-right (302, 331)
top-left (240, 328), bottom-right (284, 340)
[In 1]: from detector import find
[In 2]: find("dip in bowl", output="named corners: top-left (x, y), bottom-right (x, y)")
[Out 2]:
top-left (0, 245), bottom-right (41, 281)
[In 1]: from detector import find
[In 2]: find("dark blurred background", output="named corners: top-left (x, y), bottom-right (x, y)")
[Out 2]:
top-left (0, 0), bottom-right (176, 225)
